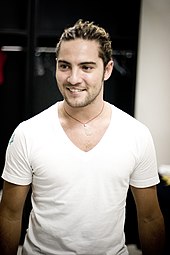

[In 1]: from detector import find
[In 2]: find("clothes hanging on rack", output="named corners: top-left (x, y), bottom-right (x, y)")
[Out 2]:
top-left (0, 49), bottom-right (7, 85)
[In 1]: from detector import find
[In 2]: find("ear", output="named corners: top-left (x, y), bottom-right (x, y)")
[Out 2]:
top-left (104, 60), bottom-right (114, 81)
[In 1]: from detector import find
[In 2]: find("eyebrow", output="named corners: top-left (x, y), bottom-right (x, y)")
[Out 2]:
top-left (81, 61), bottom-right (96, 65)
top-left (57, 60), bottom-right (70, 65)
top-left (57, 60), bottom-right (96, 66)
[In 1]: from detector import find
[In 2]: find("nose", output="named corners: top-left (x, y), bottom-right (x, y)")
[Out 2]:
top-left (67, 69), bottom-right (82, 85)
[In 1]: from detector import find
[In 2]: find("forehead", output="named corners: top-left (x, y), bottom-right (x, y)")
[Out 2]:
top-left (58, 39), bottom-right (100, 59)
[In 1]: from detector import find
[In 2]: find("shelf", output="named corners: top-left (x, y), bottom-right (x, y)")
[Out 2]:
top-left (0, 29), bottom-right (27, 47)
top-left (0, 28), bottom-right (27, 35)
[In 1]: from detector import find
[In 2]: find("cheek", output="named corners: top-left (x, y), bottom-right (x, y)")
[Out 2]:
top-left (55, 75), bottom-right (65, 94)
top-left (91, 71), bottom-right (104, 85)
top-left (56, 72), bottom-right (66, 85)
top-left (84, 71), bottom-right (103, 84)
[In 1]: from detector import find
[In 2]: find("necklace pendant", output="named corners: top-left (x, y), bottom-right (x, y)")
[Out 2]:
top-left (83, 124), bottom-right (92, 136)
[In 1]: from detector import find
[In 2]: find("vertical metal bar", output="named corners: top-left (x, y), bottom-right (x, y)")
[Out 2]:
top-left (24, 0), bottom-right (38, 119)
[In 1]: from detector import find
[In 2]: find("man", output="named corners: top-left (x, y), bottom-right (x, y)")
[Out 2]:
top-left (0, 19), bottom-right (165, 255)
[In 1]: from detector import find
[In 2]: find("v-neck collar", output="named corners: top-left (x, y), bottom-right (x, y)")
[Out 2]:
top-left (55, 101), bottom-right (113, 154)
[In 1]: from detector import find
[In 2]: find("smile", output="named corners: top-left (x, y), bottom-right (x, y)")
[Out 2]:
top-left (67, 88), bottom-right (85, 92)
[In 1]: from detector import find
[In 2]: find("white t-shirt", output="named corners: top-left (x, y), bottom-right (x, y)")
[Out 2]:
top-left (2, 102), bottom-right (159, 255)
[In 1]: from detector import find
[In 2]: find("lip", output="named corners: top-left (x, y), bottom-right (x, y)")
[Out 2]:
top-left (66, 86), bottom-right (86, 95)
top-left (67, 88), bottom-right (85, 92)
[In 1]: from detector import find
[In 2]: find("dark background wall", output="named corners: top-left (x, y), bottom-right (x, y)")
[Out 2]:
top-left (0, 0), bottom-right (141, 246)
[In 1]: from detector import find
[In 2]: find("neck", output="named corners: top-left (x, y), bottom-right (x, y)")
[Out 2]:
top-left (63, 102), bottom-right (105, 127)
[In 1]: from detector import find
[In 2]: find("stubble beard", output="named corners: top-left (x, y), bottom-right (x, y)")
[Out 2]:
top-left (64, 83), bottom-right (103, 108)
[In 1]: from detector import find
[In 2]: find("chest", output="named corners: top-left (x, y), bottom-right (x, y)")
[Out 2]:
top-left (62, 122), bottom-right (109, 152)
top-left (30, 132), bottom-right (134, 198)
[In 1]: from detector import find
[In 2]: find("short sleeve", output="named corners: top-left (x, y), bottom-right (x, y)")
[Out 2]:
top-left (130, 127), bottom-right (160, 188)
top-left (2, 123), bottom-right (33, 185)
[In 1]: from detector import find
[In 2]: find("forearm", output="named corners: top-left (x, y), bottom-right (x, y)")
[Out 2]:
top-left (138, 215), bottom-right (165, 255)
top-left (0, 216), bottom-right (22, 255)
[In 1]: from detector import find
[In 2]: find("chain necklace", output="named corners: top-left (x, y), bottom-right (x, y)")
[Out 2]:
top-left (63, 103), bottom-right (105, 129)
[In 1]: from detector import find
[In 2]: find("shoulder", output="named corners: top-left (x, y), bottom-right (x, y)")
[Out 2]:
top-left (19, 102), bottom-right (58, 130)
top-left (108, 103), bottom-right (155, 151)
top-left (109, 103), bottom-right (150, 133)
top-left (10, 102), bottom-right (59, 142)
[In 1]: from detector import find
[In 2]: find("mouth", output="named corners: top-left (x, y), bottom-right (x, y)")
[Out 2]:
top-left (67, 87), bottom-right (86, 93)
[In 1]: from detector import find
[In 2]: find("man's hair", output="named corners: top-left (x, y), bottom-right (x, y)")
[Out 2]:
top-left (56, 19), bottom-right (113, 67)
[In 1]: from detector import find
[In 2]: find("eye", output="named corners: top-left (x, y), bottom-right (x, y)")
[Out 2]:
top-left (58, 63), bottom-right (70, 71)
top-left (82, 65), bottom-right (94, 72)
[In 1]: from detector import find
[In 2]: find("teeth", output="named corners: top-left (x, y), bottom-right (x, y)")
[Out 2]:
top-left (69, 88), bottom-right (83, 92)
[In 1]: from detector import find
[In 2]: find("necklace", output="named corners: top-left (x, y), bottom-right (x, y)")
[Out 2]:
top-left (63, 103), bottom-right (105, 130)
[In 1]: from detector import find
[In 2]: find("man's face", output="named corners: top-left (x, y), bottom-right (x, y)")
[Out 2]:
top-left (56, 39), bottom-right (112, 108)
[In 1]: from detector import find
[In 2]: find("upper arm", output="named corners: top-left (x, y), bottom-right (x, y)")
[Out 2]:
top-left (0, 181), bottom-right (30, 220)
top-left (130, 185), bottom-right (162, 219)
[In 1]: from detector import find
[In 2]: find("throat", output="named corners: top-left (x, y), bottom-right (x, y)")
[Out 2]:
top-left (63, 102), bottom-right (105, 127)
